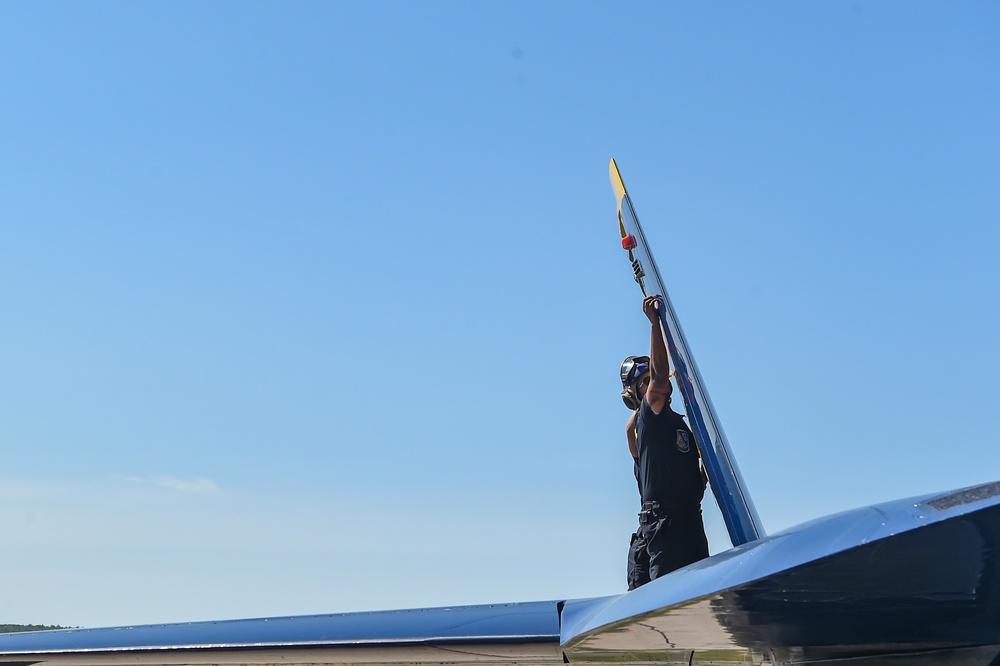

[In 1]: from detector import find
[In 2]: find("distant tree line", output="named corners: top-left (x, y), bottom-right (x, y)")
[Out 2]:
top-left (0, 624), bottom-right (70, 633)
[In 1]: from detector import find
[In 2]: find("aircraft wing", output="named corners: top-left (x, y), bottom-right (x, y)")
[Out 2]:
top-left (3, 481), bottom-right (1000, 665)
top-left (562, 480), bottom-right (1000, 665)
top-left (0, 601), bottom-right (565, 666)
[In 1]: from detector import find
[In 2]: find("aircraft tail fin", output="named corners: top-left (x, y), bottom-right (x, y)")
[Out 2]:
top-left (611, 158), bottom-right (764, 545)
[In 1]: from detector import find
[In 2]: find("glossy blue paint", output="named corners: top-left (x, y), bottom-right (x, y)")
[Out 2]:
top-left (562, 480), bottom-right (1000, 663)
top-left (8, 482), bottom-right (998, 664)
top-left (611, 159), bottom-right (763, 546)
top-left (6, 483), bottom-right (1000, 664)
top-left (0, 601), bottom-right (560, 654)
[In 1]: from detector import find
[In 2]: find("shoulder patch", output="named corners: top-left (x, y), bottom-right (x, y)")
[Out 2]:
top-left (676, 429), bottom-right (691, 453)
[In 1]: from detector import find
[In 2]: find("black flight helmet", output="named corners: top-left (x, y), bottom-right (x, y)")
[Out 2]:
top-left (620, 355), bottom-right (650, 410)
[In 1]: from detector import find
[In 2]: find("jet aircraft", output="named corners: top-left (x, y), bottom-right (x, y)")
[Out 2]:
top-left (2, 162), bottom-right (999, 666)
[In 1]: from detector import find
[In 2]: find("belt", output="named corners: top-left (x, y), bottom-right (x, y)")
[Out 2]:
top-left (642, 500), bottom-right (700, 512)
top-left (638, 511), bottom-right (659, 526)
top-left (638, 500), bottom-right (699, 525)
top-left (638, 501), bottom-right (666, 525)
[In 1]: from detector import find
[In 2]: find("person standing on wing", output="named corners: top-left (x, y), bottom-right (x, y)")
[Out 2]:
top-left (622, 294), bottom-right (709, 582)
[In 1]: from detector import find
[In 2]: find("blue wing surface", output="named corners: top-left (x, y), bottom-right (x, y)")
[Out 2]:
top-left (0, 601), bottom-right (564, 665)
top-left (562, 480), bottom-right (1000, 664)
top-left (5, 481), bottom-right (1000, 665)
top-left (610, 158), bottom-right (763, 546)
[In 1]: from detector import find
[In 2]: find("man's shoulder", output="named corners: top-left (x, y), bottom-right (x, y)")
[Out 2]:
top-left (639, 396), bottom-right (678, 419)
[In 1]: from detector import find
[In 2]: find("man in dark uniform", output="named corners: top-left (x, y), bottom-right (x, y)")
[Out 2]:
top-left (621, 295), bottom-right (709, 582)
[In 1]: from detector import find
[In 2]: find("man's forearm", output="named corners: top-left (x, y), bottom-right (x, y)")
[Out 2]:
top-left (649, 316), bottom-right (670, 379)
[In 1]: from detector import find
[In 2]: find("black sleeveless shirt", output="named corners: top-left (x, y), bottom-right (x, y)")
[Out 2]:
top-left (635, 399), bottom-right (705, 508)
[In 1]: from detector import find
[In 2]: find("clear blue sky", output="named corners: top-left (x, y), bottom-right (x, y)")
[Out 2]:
top-left (2, 1), bottom-right (998, 628)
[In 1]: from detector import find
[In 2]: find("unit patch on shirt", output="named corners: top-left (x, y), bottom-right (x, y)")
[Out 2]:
top-left (676, 429), bottom-right (691, 453)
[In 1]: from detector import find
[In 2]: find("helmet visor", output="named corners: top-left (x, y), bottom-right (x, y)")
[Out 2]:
top-left (620, 356), bottom-right (650, 388)
top-left (627, 362), bottom-right (649, 386)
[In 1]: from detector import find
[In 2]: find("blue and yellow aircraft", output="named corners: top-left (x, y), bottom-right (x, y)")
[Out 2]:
top-left (3, 161), bottom-right (999, 666)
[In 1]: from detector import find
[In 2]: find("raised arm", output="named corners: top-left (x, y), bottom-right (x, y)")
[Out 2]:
top-left (642, 295), bottom-right (672, 413)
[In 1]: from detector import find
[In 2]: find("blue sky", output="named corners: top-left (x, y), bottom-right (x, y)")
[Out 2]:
top-left (1, 2), bottom-right (998, 628)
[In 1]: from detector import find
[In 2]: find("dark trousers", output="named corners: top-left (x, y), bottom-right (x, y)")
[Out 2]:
top-left (640, 509), bottom-right (709, 580)
top-left (626, 528), bottom-right (650, 591)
